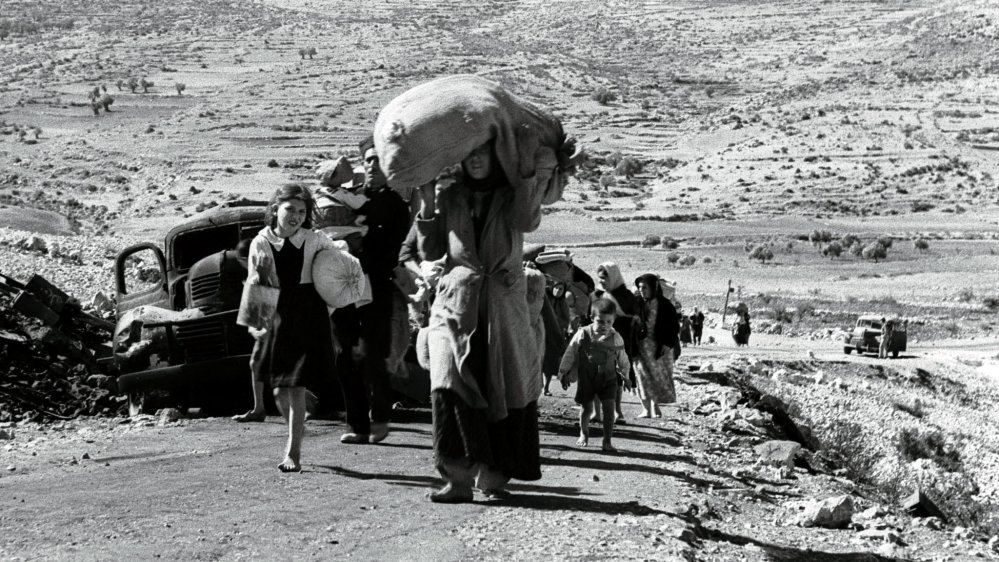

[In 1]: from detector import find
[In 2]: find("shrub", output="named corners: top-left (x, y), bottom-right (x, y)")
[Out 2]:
top-left (614, 156), bottom-right (642, 177)
top-left (809, 229), bottom-right (832, 245)
top-left (641, 234), bottom-right (661, 248)
top-left (702, 256), bottom-right (712, 264)
top-left (749, 245), bottom-right (774, 263)
top-left (821, 241), bottom-right (842, 258)
top-left (598, 173), bottom-right (615, 190)
top-left (771, 305), bottom-right (794, 323)
top-left (896, 428), bottom-right (962, 472)
top-left (660, 236), bottom-right (679, 249)
top-left (876, 236), bottom-right (894, 249)
top-left (666, 252), bottom-right (680, 264)
top-left (861, 243), bottom-right (887, 262)
top-left (913, 237), bottom-right (929, 251)
top-left (850, 241), bottom-right (864, 257)
top-left (678, 255), bottom-right (696, 266)
top-left (840, 233), bottom-right (860, 248)
top-left (893, 399), bottom-right (926, 418)
top-left (984, 296), bottom-right (999, 311)
top-left (174, 82), bottom-right (186, 96)
top-left (591, 86), bottom-right (615, 105)
top-left (956, 287), bottom-right (975, 303)
top-left (796, 302), bottom-right (816, 320)
top-left (815, 422), bottom-right (879, 483)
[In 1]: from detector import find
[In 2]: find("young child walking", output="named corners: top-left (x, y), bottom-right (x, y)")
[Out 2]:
top-left (558, 298), bottom-right (631, 452)
top-left (238, 183), bottom-right (337, 472)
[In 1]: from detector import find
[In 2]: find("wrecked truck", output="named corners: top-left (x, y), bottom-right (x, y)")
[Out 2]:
top-left (113, 201), bottom-right (266, 415)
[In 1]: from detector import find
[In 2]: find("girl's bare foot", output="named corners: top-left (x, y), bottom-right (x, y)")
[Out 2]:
top-left (232, 410), bottom-right (265, 423)
top-left (278, 456), bottom-right (301, 472)
top-left (576, 434), bottom-right (589, 447)
top-left (429, 483), bottom-right (473, 503)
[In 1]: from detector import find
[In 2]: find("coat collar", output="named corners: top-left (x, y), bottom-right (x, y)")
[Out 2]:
top-left (259, 226), bottom-right (307, 250)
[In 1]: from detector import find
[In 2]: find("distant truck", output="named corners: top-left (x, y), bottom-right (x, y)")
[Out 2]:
top-left (113, 201), bottom-right (267, 416)
top-left (843, 315), bottom-right (907, 358)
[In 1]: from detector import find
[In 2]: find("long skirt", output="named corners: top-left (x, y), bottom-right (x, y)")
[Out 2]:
top-left (431, 318), bottom-right (541, 481)
top-left (633, 337), bottom-right (677, 404)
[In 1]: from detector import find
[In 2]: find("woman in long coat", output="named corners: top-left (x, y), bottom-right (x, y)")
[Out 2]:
top-left (632, 274), bottom-right (679, 418)
top-left (416, 137), bottom-right (552, 502)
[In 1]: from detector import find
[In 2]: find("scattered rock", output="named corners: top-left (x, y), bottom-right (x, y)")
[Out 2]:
top-left (157, 408), bottom-right (183, 425)
top-left (794, 495), bottom-right (855, 528)
top-left (987, 535), bottom-right (998, 552)
top-left (857, 528), bottom-right (903, 544)
top-left (902, 489), bottom-right (948, 523)
top-left (89, 292), bottom-right (115, 315)
top-left (0, 429), bottom-right (13, 440)
top-left (754, 440), bottom-right (801, 469)
top-left (719, 388), bottom-right (742, 409)
top-left (18, 235), bottom-right (47, 253)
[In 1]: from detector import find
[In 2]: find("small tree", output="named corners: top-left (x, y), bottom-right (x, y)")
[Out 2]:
top-left (749, 245), bottom-right (774, 264)
top-left (840, 233), bottom-right (860, 248)
top-left (116, 79), bottom-right (124, 91)
top-left (850, 241), bottom-right (864, 257)
top-left (140, 78), bottom-right (153, 93)
top-left (679, 255), bottom-right (696, 267)
top-left (876, 235), bottom-right (894, 249)
top-left (307, 46), bottom-right (317, 59)
top-left (100, 94), bottom-right (114, 111)
top-left (298, 47), bottom-right (307, 60)
top-left (666, 252), bottom-right (681, 264)
top-left (127, 77), bottom-right (138, 93)
top-left (90, 99), bottom-right (101, 116)
top-left (822, 241), bottom-right (842, 258)
top-left (641, 234), bottom-right (661, 248)
top-left (660, 236), bottom-right (679, 250)
top-left (90, 86), bottom-right (101, 100)
top-left (598, 173), bottom-right (615, 190)
top-left (591, 86), bottom-right (615, 105)
top-left (175, 82), bottom-right (186, 96)
top-left (862, 242), bottom-right (887, 263)
top-left (614, 156), bottom-right (642, 178)
top-left (913, 237), bottom-right (929, 251)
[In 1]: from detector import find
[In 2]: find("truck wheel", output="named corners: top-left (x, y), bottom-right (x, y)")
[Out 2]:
top-left (843, 347), bottom-right (853, 355)
top-left (892, 350), bottom-right (899, 358)
top-left (128, 391), bottom-right (155, 417)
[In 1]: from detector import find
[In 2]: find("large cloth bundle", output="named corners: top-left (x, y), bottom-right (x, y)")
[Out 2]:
top-left (312, 247), bottom-right (365, 310)
top-left (374, 74), bottom-right (569, 203)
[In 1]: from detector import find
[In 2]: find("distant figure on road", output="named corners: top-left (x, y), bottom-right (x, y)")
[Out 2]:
top-left (691, 308), bottom-right (705, 345)
top-left (733, 305), bottom-right (751, 347)
top-left (878, 317), bottom-right (895, 359)
top-left (679, 314), bottom-right (692, 347)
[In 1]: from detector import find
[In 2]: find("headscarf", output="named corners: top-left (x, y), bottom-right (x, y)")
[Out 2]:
top-left (635, 273), bottom-right (662, 300)
top-left (597, 262), bottom-right (626, 292)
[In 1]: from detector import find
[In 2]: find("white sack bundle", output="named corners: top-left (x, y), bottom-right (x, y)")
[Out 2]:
top-left (373, 74), bottom-right (576, 203)
top-left (312, 247), bottom-right (365, 310)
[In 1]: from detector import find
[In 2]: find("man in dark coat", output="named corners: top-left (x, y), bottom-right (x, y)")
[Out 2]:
top-left (355, 135), bottom-right (411, 443)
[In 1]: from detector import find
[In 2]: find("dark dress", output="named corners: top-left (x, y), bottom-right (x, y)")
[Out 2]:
top-left (250, 240), bottom-right (334, 389)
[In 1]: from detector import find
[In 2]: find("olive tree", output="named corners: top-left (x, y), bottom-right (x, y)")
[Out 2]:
top-left (749, 245), bottom-right (774, 264)
top-left (862, 242), bottom-right (887, 263)
top-left (175, 82), bottom-right (186, 96)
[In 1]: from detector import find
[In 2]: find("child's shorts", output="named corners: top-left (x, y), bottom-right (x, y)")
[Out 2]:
top-left (575, 372), bottom-right (617, 404)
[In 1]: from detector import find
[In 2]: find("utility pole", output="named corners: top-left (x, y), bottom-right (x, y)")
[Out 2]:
top-left (722, 279), bottom-right (733, 326)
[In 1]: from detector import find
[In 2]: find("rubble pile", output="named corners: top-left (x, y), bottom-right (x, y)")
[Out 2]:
top-left (0, 280), bottom-right (122, 422)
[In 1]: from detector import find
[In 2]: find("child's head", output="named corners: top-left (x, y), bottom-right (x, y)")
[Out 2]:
top-left (590, 297), bottom-right (617, 336)
top-left (266, 183), bottom-right (315, 235)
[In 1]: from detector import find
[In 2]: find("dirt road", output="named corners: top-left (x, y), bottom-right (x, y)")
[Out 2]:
top-left (3, 342), bottom-right (990, 561)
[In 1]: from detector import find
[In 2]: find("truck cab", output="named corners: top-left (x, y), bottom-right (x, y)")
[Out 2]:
top-left (113, 200), bottom-right (267, 415)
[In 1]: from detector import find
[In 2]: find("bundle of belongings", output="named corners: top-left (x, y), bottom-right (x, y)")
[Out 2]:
top-left (373, 73), bottom-right (579, 199)
top-left (313, 156), bottom-right (368, 255)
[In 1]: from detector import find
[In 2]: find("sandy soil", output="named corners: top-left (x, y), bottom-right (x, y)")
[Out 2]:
top-left (3, 0), bottom-right (999, 559)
